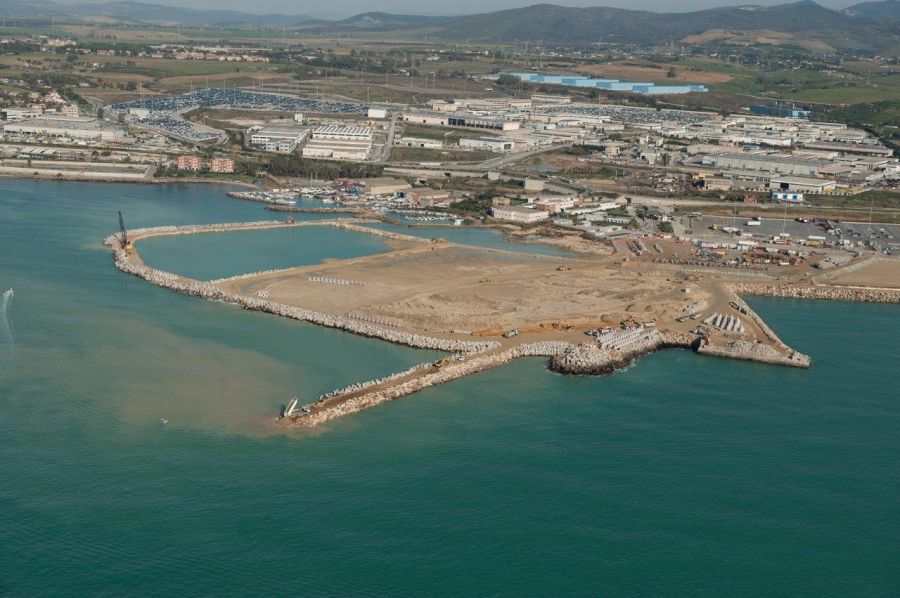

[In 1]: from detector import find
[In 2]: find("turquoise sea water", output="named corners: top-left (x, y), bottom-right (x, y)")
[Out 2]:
top-left (1, 179), bottom-right (899, 595)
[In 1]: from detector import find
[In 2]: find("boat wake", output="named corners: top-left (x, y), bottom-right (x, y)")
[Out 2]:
top-left (0, 289), bottom-right (14, 377)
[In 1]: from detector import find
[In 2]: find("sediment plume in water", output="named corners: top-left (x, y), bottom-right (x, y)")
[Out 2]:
top-left (0, 289), bottom-right (14, 376)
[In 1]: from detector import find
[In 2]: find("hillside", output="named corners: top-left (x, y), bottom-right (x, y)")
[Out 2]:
top-left (0, 0), bottom-right (898, 50)
top-left (436, 1), bottom-right (867, 44)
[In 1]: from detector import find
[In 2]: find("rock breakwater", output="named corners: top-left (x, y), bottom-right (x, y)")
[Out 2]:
top-left (550, 330), bottom-right (691, 375)
top-left (290, 341), bottom-right (574, 427)
top-left (729, 283), bottom-right (900, 304)
top-left (104, 232), bottom-right (497, 354)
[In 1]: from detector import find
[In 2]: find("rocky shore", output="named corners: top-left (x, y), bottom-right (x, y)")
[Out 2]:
top-left (729, 282), bottom-right (900, 304)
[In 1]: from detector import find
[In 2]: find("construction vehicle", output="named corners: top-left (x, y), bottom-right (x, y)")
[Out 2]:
top-left (118, 211), bottom-right (134, 255)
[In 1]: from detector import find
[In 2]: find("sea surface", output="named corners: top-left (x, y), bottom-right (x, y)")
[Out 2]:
top-left (1, 179), bottom-right (898, 595)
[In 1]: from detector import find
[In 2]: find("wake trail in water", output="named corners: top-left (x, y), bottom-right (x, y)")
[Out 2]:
top-left (0, 289), bottom-right (13, 377)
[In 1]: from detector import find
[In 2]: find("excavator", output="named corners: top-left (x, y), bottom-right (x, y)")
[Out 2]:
top-left (118, 211), bottom-right (134, 255)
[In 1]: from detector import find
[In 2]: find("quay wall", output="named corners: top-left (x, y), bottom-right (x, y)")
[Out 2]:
top-left (698, 341), bottom-right (811, 368)
top-left (729, 282), bottom-right (900, 304)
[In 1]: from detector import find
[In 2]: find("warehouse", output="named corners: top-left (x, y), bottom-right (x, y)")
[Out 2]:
top-left (769, 176), bottom-right (837, 194)
top-left (491, 205), bottom-right (550, 224)
top-left (302, 125), bottom-right (373, 161)
top-left (802, 142), bottom-right (893, 158)
top-left (701, 153), bottom-right (826, 177)
top-left (459, 137), bottom-right (515, 152)
top-left (395, 137), bottom-right (443, 149)
top-left (3, 117), bottom-right (126, 142)
top-left (357, 177), bottom-right (411, 196)
top-left (248, 125), bottom-right (308, 153)
top-left (310, 125), bottom-right (373, 141)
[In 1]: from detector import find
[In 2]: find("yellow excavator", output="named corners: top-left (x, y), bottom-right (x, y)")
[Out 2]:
top-left (118, 211), bottom-right (134, 255)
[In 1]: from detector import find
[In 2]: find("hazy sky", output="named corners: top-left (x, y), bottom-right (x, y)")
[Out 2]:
top-left (64, 0), bottom-right (858, 19)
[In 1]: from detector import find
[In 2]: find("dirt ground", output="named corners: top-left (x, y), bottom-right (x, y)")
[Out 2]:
top-left (218, 244), bottom-right (700, 336)
top-left (827, 259), bottom-right (900, 289)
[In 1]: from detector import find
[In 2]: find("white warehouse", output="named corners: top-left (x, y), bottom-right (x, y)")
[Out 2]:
top-left (249, 125), bottom-right (309, 154)
top-left (491, 205), bottom-right (550, 224)
top-left (459, 137), bottom-right (515, 152)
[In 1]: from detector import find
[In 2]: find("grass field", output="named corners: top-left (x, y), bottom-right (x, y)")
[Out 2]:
top-left (390, 146), bottom-right (494, 162)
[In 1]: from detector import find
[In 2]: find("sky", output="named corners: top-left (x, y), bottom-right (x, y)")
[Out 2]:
top-left (60, 0), bottom-right (859, 18)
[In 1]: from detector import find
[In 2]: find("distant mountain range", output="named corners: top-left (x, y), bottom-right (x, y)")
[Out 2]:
top-left (2, 0), bottom-right (899, 50)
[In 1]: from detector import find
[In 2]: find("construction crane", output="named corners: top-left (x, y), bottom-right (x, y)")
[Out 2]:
top-left (118, 211), bottom-right (134, 254)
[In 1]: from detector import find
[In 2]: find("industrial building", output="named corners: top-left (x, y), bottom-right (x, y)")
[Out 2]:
top-left (802, 142), bottom-right (894, 158)
top-left (502, 72), bottom-right (708, 95)
top-left (3, 107), bottom-right (44, 121)
top-left (459, 137), bottom-right (515, 152)
top-left (768, 176), bottom-right (837, 194)
top-left (3, 117), bottom-right (125, 142)
top-left (750, 105), bottom-right (811, 119)
top-left (701, 153), bottom-right (827, 177)
top-left (772, 192), bottom-right (804, 202)
top-left (401, 111), bottom-right (520, 131)
top-left (249, 125), bottom-right (308, 154)
top-left (357, 177), bottom-right (411, 196)
top-left (395, 137), bottom-right (443, 149)
top-left (491, 205), bottom-right (550, 224)
top-left (302, 125), bottom-right (373, 161)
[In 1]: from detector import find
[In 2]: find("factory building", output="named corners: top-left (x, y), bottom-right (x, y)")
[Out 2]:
top-left (491, 205), bottom-right (550, 223)
top-left (248, 125), bottom-right (308, 154)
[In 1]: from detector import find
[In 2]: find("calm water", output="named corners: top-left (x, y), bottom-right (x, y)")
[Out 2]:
top-left (139, 227), bottom-right (389, 281)
top-left (367, 221), bottom-right (571, 256)
top-left (1, 179), bottom-right (899, 595)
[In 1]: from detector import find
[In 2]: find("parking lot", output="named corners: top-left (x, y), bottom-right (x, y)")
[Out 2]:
top-left (695, 215), bottom-right (900, 254)
top-left (113, 88), bottom-right (366, 142)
